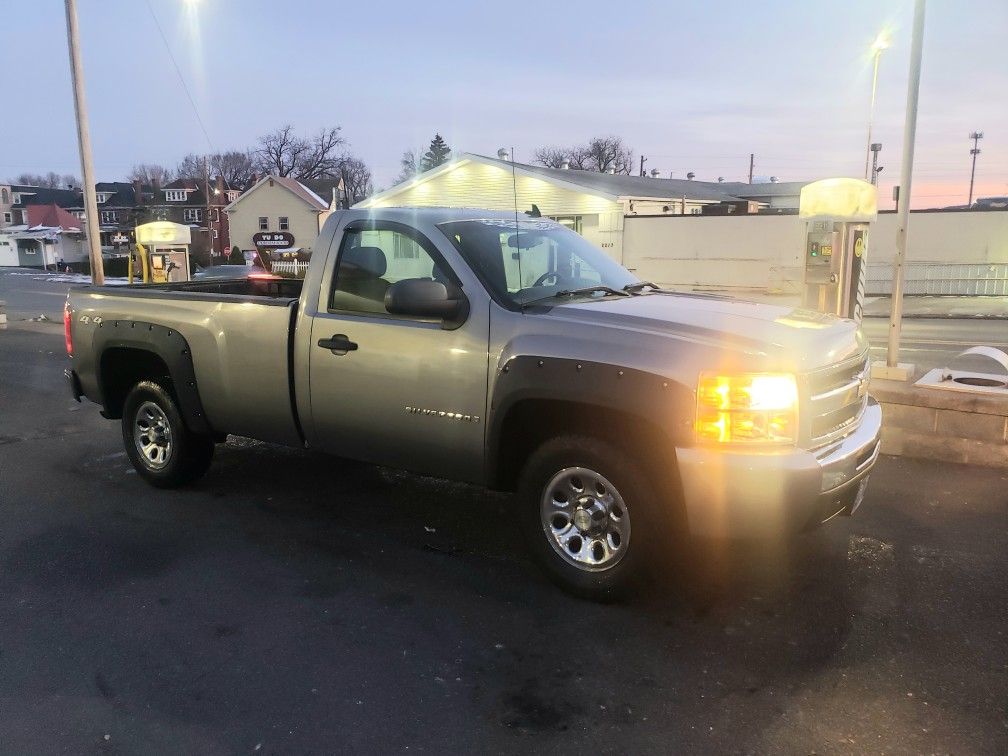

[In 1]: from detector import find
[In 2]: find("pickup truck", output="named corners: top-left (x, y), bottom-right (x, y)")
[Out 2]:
top-left (65, 207), bottom-right (882, 599)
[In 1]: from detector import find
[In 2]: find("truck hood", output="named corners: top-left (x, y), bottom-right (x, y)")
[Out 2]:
top-left (547, 293), bottom-right (867, 372)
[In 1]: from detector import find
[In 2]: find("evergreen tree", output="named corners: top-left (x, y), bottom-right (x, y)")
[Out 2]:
top-left (420, 134), bottom-right (452, 172)
top-left (228, 246), bottom-right (244, 265)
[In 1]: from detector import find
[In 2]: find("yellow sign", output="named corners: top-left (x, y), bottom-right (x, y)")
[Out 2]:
top-left (135, 221), bottom-right (191, 246)
top-left (799, 178), bottom-right (878, 221)
top-left (854, 237), bottom-right (865, 258)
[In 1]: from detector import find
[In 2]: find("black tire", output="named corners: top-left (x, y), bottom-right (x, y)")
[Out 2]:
top-left (517, 434), bottom-right (664, 601)
top-left (122, 379), bottom-right (215, 488)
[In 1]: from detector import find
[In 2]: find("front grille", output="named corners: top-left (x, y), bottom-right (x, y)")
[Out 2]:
top-left (805, 354), bottom-right (869, 448)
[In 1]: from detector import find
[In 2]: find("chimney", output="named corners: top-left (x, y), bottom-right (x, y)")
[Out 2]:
top-left (133, 180), bottom-right (143, 205)
top-left (216, 175), bottom-right (224, 195)
top-left (251, 173), bottom-right (260, 186)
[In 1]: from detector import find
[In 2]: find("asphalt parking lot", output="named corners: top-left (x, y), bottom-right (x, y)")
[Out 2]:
top-left (1, 322), bottom-right (1006, 754)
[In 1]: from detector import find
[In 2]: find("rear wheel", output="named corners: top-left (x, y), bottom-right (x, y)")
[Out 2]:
top-left (122, 380), bottom-right (214, 488)
top-left (518, 435), bottom-right (661, 601)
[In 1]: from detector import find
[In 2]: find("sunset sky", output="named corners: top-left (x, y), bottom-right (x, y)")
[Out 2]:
top-left (2, 0), bottom-right (1005, 208)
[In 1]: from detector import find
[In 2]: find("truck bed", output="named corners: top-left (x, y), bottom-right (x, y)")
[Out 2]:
top-left (104, 276), bottom-right (304, 303)
top-left (68, 278), bottom-right (305, 447)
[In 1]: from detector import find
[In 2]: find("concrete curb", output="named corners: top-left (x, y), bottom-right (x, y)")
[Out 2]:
top-left (872, 378), bottom-right (1008, 468)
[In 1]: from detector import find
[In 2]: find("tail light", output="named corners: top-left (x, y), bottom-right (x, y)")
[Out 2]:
top-left (64, 300), bottom-right (73, 356)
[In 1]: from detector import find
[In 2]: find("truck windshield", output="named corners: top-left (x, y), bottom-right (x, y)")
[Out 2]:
top-left (439, 218), bottom-right (638, 308)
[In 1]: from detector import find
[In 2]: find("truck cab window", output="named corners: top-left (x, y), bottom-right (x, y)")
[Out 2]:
top-left (440, 218), bottom-right (635, 308)
top-left (330, 227), bottom-right (450, 316)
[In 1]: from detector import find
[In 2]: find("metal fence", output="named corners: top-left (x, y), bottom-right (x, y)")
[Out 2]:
top-left (866, 262), bottom-right (1008, 296)
top-left (271, 260), bottom-right (310, 277)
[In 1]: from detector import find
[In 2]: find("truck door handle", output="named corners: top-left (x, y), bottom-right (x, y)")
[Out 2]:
top-left (318, 334), bottom-right (358, 354)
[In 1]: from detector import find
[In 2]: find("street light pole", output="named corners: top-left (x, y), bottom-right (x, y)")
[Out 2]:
top-left (967, 131), bottom-right (983, 206)
top-left (63, 0), bottom-right (103, 285)
top-left (884, 0), bottom-right (926, 374)
top-left (870, 143), bottom-right (883, 186)
top-left (863, 35), bottom-right (889, 181)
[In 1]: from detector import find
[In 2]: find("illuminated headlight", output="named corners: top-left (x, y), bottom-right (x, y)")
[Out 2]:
top-left (696, 373), bottom-right (798, 445)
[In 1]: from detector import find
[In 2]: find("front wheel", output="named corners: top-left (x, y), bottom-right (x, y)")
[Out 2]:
top-left (518, 435), bottom-right (660, 601)
top-left (122, 379), bottom-right (215, 488)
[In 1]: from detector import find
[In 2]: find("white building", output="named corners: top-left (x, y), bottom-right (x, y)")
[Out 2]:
top-left (0, 203), bottom-right (85, 268)
top-left (357, 153), bottom-right (809, 263)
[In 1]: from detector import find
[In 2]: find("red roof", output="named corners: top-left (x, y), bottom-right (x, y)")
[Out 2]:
top-left (26, 203), bottom-right (82, 232)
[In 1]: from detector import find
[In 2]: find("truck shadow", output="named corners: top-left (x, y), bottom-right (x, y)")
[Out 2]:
top-left (202, 436), bottom-right (864, 620)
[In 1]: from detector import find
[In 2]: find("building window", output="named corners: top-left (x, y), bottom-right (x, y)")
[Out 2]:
top-left (100, 210), bottom-right (117, 223)
top-left (227, 190), bottom-right (239, 202)
top-left (1, 188), bottom-right (8, 203)
top-left (258, 216), bottom-right (268, 230)
top-left (165, 190), bottom-right (187, 201)
top-left (3, 212), bottom-right (10, 224)
top-left (183, 208), bottom-right (202, 222)
top-left (213, 229), bottom-right (219, 239)
top-left (690, 207), bottom-right (702, 215)
top-left (95, 192), bottom-right (112, 204)
top-left (278, 216), bottom-right (289, 231)
top-left (550, 215), bottom-right (583, 234)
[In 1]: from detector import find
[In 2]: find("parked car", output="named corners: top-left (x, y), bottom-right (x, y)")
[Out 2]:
top-left (64, 207), bottom-right (881, 599)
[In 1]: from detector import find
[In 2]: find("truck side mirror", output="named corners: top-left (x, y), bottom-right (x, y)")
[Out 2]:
top-left (385, 278), bottom-right (468, 328)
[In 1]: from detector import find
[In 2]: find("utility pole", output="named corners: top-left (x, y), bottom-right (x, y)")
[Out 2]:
top-left (882, 0), bottom-right (926, 378)
top-left (639, 155), bottom-right (646, 177)
top-left (203, 154), bottom-right (212, 260)
top-left (870, 143), bottom-right (883, 185)
top-left (748, 153), bottom-right (754, 184)
top-left (63, 0), bottom-right (103, 285)
top-left (968, 131), bottom-right (983, 206)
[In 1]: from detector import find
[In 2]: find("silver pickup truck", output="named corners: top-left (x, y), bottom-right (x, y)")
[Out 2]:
top-left (65, 207), bottom-right (881, 599)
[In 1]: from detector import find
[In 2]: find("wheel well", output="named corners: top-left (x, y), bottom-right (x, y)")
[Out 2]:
top-left (99, 347), bottom-right (172, 419)
top-left (491, 399), bottom-right (679, 492)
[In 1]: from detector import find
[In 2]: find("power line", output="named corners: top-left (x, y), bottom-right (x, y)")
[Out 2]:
top-left (144, 0), bottom-right (214, 154)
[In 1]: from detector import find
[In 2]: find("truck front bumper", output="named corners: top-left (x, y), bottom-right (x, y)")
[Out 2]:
top-left (675, 399), bottom-right (882, 539)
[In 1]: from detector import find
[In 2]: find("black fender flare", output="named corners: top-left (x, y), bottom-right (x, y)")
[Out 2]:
top-left (485, 356), bottom-right (694, 486)
top-left (93, 319), bottom-right (213, 434)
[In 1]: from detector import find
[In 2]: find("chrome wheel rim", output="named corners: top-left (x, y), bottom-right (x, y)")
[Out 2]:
top-left (134, 401), bottom-right (173, 470)
top-left (540, 467), bottom-right (630, 572)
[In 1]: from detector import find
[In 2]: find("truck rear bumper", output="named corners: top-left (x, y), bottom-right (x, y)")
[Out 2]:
top-left (676, 399), bottom-right (882, 539)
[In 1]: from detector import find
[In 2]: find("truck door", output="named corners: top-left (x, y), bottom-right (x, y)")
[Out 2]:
top-left (307, 221), bottom-right (488, 482)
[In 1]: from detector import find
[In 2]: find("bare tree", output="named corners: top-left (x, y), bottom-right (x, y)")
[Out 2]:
top-left (338, 156), bottom-right (373, 204)
top-left (533, 147), bottom-right (570, 168)
top-left (581, 137), bottom-right (634, 174)
top-left (254, 124), bottom-right (345, 180)
top-left (297, 127), bottom-right (345, 181)
top-left (14, 171), bottom-right (79, 188)
top-left (395, 150), bottom-right (418, 183)
top-left (533, 136), bottom-right (634, 174)
top-left (174, 153), bottom-right (205, 181)
top-left (255, 125), bottom-right (305, 177)
top-left (213, 151), bottom-right (256, 187)
top-left (127, 163), bottom-right (172, 186)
